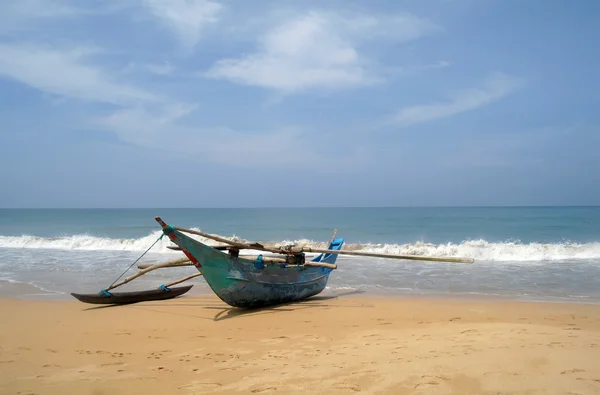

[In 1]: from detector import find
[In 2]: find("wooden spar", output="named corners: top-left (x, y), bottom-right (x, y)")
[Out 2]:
top-left (137, 256), bottom-right (282, 268)
top-left (296, 247), bottom-right (475, 263)
top-left (302, 261), bottom-right (337, 269)
top-left (136, 257), bottom-right (335, 271)
top-left (137, 261), bottom-right (192, 269)
top-left (173, 226), bottom-right (474, 264)
top-left (107, 257), bottom-right (191, 291)
top-left (164, 272), bottom-right (203, 288)
top-left (173, 227), bottom-right (258, 250)
top-left (168, 244), bottom-right (232, 251)
top-left (326, 229), bottom-right (338, 249)
top-left (313, 228), bottom-right (338, 262)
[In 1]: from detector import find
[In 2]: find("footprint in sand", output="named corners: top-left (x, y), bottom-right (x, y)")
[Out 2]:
top-left (333, 383), bottom-right (361, 392)
top-left (414, 381), bottom-right (440, 389)
top-left (251, 386), bottom-right (278, 393)
top-left (561, 369), bottom-right (586, 375)
top-left (179, 382), bottom-right (223, 391)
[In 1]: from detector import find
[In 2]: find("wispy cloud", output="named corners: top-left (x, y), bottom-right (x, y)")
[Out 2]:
top-left (122, 61), bottom-right (175, 76)
top-left (98, 103), bottom-right (197, 148)
top-left (0, 43), bottom-right (156, 106)
top-left (96, 105), bottom-right (369, 171)
top-left (205, 10), bottom-right (438, 92)
top-left (142, 0), bottom-right (223, 51)
top-left (0, 0), bottom-right (125, 33)
top-left (393, 72), bottom-right (523, 126)
top-left (97, 107), bottom-right (319, 168)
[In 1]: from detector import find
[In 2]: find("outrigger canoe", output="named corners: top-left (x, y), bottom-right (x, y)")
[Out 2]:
top-left (156, 217), bottom-right (345, 308)
top-left (71, 285), bottom-right (194, 305)
top-left (70, 216), bottom-right (474, 308)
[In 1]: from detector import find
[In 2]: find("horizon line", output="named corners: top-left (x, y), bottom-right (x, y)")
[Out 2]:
top-left (1, 205), bottom-right (599, 210)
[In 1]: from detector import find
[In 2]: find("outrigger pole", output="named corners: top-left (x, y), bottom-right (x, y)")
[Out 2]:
top-left (172, 226), bottom-right (475, 264)
top-left (106, 257), bottom-right (195, 291)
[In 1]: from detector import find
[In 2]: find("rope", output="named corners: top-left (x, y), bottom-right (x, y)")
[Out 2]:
top-left (106, 233), bottom-right (165, 289)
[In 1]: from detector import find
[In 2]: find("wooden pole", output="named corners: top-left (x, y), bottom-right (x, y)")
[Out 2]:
top-left (316, 228), bottom-right (338, 262)
top-left (173, 226), bottom-right (257, 250)
top-left (107, 257), bottom-right (192, 291)
top-left (173, 226), bottom-right (474, 264)
top-left (137, 260), bottom-right (192, 269)
top-left (164, 272), bottom-right (203, 288)
top-left (302, 262), bottom-right (337, 269)
top-left (326, 228), bottom-right (338, 248)
top-left (297, 247), bottom-right (474, 263)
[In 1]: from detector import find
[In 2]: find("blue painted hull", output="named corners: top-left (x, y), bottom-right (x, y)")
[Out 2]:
top-left (163, 228), bottom-right (343, 308)
top-left (212, 261), bottom-right (331, 308)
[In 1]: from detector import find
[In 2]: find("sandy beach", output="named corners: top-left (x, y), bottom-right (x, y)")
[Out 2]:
top-left (1, 294), bottom-right (599, 395)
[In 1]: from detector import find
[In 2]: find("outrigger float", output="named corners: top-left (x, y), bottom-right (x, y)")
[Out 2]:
top-left (71, 217), bottom-right (475, 308)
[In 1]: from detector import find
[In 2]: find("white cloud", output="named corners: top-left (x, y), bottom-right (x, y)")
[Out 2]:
top-left (143, 0), bottom-right (222, 51)
top-left (205, 10), bottom-right (437, 92)
top-left (0, 43), bottom-right (156, 106)
top-left (97, 105), bottom-right (368, 171)
top-left (394, 73), bottom-right (523, 126)
top-left (98, 104), bottom-right (303, 161)
top-left (0, 0), bottom-right (126, 33)
top-left (99, 103), bottom-right (197, 147)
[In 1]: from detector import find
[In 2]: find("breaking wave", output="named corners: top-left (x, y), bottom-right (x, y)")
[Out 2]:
top-left (1, 232), bottom-right (599, 262)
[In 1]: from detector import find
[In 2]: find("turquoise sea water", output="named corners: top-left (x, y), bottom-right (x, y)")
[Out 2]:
top-left (0, 207), bottom-right (599, 302)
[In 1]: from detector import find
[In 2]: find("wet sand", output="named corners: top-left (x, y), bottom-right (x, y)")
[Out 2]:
top-left (1, 295), bottom-right (600, 394)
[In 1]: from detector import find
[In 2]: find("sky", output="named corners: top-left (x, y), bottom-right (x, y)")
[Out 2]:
top-left (0, 0), bottom-right (598, 208)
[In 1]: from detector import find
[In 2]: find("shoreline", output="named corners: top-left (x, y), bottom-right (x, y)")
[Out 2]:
top-left (2, 295), bottom-right (600, 394)
top-left (2, 278), bottom-right (600, 307)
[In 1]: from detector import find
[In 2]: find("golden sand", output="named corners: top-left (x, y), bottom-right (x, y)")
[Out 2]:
top-left (1, 295), bottom-right (600, 394)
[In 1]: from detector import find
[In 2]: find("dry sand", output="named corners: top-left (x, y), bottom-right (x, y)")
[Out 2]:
top-left (1, 294), bottom-right (600, 395)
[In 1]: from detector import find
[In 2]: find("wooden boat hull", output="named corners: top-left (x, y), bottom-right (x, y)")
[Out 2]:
top-left (164, 228), bottom-right (342, 308)
top-left (70, 285), bottom-right (193, 305)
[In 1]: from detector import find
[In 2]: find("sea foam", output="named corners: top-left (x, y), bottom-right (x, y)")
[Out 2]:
top-left (1, 232), bottom-right (599, 262)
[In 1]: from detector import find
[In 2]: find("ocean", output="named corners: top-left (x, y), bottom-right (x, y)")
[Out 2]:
top-left (0, 207), bottom-right (599, 303)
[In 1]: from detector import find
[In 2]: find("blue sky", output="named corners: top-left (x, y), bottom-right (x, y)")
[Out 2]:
top-left (0, 0), bottom-right (598, 208)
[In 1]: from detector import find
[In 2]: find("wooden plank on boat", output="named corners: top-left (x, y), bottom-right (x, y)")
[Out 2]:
top-left (70, 285), bottom-right (193, 305)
